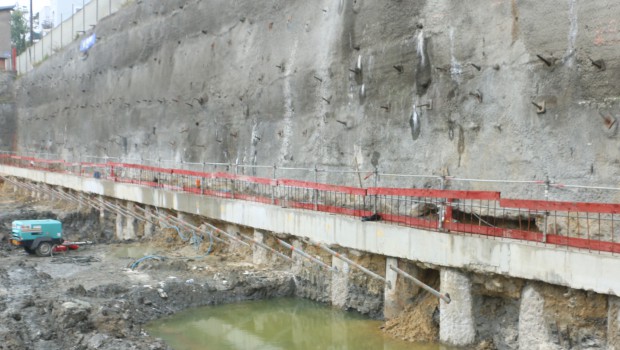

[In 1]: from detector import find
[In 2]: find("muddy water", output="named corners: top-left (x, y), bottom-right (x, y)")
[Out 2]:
top-left (147, 298), bottom-right (441, 350)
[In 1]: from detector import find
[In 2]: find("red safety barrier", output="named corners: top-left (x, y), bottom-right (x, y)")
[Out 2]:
top-left (368, 187), bottom-right (501, 200)
top-left (5, 155), bottom-right (620, 256)
top-left (278, 179), bottom-right (367, 196)
top-left (500, 198), bottom-right (620, 214)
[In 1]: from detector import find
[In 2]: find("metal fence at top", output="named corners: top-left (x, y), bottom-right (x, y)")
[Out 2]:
top-left (2, 151), bottom-right (620, 255)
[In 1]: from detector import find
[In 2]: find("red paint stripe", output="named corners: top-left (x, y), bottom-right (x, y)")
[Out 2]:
top-left (173, 168), bottom-right (208, 177)
top-left (500, 199), bottom-right (620, 214)
top-left (109, 162), bottom-right (173, 174)
top-left (546, 235), bottom-right (620, 253)
top-left (234, 193), bottom-right (274, 205)
top-left (367, 187), bottom-right (500, 200)
top-left (379, 213), bottom-right (439, 229)
top-left (444, 222), bottom-right (543, 242)
top-left (233, 175), bottom-right (276, 186)
top-left (286, 201), bottom-right (372, 217)
top-left (203, 189), bottom-right (233, 199)
top-left (278, 179), bottom-right (367, 195)
top-left (182, 186), bottom-right (203, 194)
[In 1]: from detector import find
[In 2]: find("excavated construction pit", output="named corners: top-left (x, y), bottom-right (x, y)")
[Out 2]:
top-left (1, 181), bottom-right (620, 350)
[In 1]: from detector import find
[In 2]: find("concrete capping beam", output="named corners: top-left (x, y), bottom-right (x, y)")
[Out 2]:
top-left (2, 165), bottom-right (620, 296)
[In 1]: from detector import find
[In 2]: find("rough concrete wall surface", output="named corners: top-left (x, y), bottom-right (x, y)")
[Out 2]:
top-left (12, 0), bottom-right (620, 201)
top-left (0, 72), bottom-right (15, 151)
top-left (609, 296), bottom-right (620, 350)
top-left (439, 268), bottom-right (475, 346)
top-left (518, 284), bottom-right (562, 350)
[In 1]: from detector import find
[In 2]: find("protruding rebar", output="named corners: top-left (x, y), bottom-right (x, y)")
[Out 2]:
top-left (531, 101), bottom-right (546, 114)
top-left (536, 54), bottom-right (552, 67)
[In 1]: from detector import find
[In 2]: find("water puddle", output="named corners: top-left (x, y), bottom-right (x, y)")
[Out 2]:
top-left (147, 298), bottom-right (441, 350)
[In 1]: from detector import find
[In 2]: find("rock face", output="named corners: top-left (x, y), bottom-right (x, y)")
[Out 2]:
top-left (0, 72), bottom-right (15, 151)
top-left (10, 0), bottom-right (620, 201)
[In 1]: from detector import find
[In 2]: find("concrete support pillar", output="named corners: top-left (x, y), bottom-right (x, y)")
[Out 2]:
top-left (331, 254), bottom-right (349, 308)
top-left (608, 296), bottom-right (620, 349)
top-left (57, 187), bottom-right (66, 202)
top-left (290, 239), bottom-right (304, 275)
top-left (125, 201), bottom-right (136, 240)
top-left (440, 268), bottom-right (475, 346)
top-left (43, 184), bottom-right (51, 200)
top-left (77, 191), bottom-right (83, 210)
top-left (143, 206), bottom-right (154, 238)
top-left (99, 196), bottom-right (105, 220)
top-left (115, 200), bottom-right (123, 240)
top-left (252, 230), bottom-right (268, 265)
top-left (384, 257), bottom-right (399, 319)
top-left (225, 223), bottom-right (244, 253)
top-left (518, 284), bottom-right (560, 349)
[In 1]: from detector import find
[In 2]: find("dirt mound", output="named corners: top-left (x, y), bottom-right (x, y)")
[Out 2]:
top-left (382, 291), bottom-right (439, 343)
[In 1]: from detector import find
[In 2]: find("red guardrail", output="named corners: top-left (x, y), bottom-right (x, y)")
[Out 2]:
top-left (1, 155), bottom-right (620, 255)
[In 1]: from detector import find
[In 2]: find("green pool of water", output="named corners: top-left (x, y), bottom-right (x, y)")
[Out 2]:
top-left (146, 298), bottom-right (441, 350)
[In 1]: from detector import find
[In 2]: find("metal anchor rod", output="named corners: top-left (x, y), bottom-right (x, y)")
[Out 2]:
top-left (315, 241), bottom-right (391, 289)
top-left (276, 239), bottom-right (333, 271)
top-left (389, 265), bottom-right (451, 303)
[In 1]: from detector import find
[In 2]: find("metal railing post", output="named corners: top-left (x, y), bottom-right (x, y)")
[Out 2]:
top-left (373, 168), bottom-right (379, 214)
top-left (438, 175), bottom-right (448, 231)
top-left (271, 164), bottom-right (276, 205)
top-left (313, 165), bottom-right (319, 210)
top-left (543, 177), bottom-right (550, 243)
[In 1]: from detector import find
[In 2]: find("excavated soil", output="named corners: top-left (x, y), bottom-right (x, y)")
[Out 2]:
top-left (0, 185), bottom-right (295, 350)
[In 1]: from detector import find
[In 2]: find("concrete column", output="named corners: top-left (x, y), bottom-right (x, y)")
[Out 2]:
top-left (115, 200), bottom-right (123, 240)
top-left (143, 206), bottom-right (154, 238)
top-left (77, 192), bottom-right (83, 210)
top-left (331, 254), bottom-right (349, 308)
top-left (253, 230), bottom-right (268, 266)
top-left (608, 296), bottom-right (620, 349)
top-left (125, 201), bottom-right (136, 240)
top-left (44, 184), bottom-right (51, 200)
top-left (290, 239), bottom-right (304, 275)
top-left (384, 257), bottom-right (399, 319)
top-left (518, 284), bottom-right (561, 349)
top-left (99, 196), bottom-right (105, 221)
top-left (440, 268), bottom-right (475, 346)
top-left (225, 223), bottom-right (244, 254)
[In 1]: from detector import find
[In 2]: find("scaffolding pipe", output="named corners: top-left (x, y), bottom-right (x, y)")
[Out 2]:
top-left (316, 242), bottom-right (391, 288)
top-left (389, 265), bottom-right (451, 303)
top-left (276, 239), bottom-right (333, 271)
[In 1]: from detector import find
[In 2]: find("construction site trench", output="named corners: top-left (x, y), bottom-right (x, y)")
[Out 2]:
top-left (0, 179), bottom-right (447, 350)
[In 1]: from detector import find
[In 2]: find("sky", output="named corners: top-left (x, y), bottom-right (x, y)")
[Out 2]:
top-left (0, 0), bottom-right (50, 13)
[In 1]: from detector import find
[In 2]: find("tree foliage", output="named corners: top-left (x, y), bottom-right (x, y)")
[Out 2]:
top-left (11, 10), bottom-right (28, 55)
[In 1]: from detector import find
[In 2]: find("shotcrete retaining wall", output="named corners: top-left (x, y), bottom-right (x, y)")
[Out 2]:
top-left (11, 0), bottom-right (620, 202)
